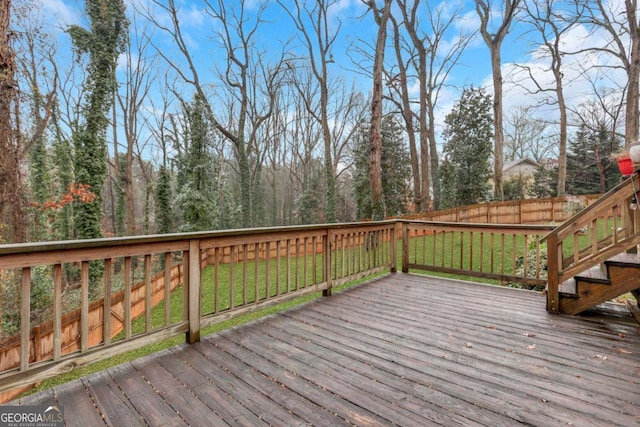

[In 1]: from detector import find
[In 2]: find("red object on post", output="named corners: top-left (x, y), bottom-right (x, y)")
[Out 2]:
top-left (618, 157), bottom-right (634, 176)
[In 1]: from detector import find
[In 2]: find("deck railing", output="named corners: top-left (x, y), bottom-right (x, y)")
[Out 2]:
top-left (400, 220), bottom-right (554, 287)
top-left (542, 174), bottom-right (640, 313)
top-left (0, 222), bottom-right (396, 397)
top-left (0, 218), bottom-right (559, 399)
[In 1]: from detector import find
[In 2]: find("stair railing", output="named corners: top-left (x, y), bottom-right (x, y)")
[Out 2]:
top-left (543, 174), bottom-right (640, 313)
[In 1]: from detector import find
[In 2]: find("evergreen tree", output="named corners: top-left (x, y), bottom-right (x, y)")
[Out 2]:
top-left (29, 135), bottom-right (54, 240)
top-left (503, 176), bottom-right (528, 201)
top-left (68, 0), bottom-right (128, 240)
top-left (298, 160), bottom-right (325, 225)
top-left (438, 158), bottom-right (457, 210)
top-left (441, 86), bottom-right (493, 207)
top-left (175, 94), bottom-right (220, 232)
top-left (155, 165), bottom-right (173, 234)
top-left (566, 125), bottom-right (621, 195)
top-left (353, 115), bottom-right (411, 219)
top-left (114, 156), bottom-right (126, 236)
top-left (52, 134), bottom-right (74, 241)
top-left (531, 165), bottom-right (558, 198)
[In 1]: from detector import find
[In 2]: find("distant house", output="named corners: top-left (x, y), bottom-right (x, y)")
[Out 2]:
top-left (502, 158), bottom-right (540, 179)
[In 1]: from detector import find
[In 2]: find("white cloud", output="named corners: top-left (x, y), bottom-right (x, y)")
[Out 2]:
top-left (41, 0), bottom-right (81, 30)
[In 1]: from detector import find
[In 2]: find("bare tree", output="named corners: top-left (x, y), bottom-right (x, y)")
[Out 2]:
top-left (569, 86), bottom-right (625, 157)
top-left (504, 105), bottom-right (553, 162)
top-left (578, 0), bottom-right (640, 146)
top-left (115, 16), bottom-right (157, 236)
top-left (517, 0), bottom-right (581, 196)
top-left (278, 0), bottom-right (342, 223)
top-left (146, 0), bottom-right (285, 227)
top-left (364, 0), bottom-right (393, 220)
top-left (388, 14), bottom-right (423, 212)
top-left (0, 0), bottom-right (25, 242)
top-left (397, 0), bottom-right (474, 210)
top-left (475, 0), bottom-right (521, 200)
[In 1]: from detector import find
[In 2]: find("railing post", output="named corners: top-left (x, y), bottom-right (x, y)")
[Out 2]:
top-left (402, 222), bottom-right (409, 273)
top-left (623, 178), bottom-right (637, 253)
top-left (187, 239), bottom-right (201, 344)
top-left (390, 222), bottom-right (398, 273)
top-left (546, 234), bottom-right (560, 314)
top-left (322, 229), bottom-right (333, 296)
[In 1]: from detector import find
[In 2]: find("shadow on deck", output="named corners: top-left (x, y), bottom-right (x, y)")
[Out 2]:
top-left (13, 273), bottom-right (640, 426)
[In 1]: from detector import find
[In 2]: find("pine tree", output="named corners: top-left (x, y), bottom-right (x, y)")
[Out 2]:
top-left (531, 166), bottom-right (558, 198)
top-left (441, 87), bottom-right (493, 207)
top-left (566, 125), bottom-right (621, 195)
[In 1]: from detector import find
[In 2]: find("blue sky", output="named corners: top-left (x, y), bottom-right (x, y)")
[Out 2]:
top-left (34, 0), bottom-right (630, 152)
top-left (39, 0), bottom-right (506, 93)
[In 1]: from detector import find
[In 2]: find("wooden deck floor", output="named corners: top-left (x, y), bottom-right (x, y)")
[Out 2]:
top-left (13, 273), bottom-right (640, 426)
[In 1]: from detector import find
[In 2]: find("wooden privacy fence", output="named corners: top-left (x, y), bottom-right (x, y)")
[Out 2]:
top-left (400, 195), bottom-right (600, 224)
top-left (0, 263), bottom-right (185, 373)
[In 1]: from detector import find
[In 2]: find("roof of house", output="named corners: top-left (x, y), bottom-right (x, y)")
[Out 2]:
top-left (503, 157), bottom-right (540, 173)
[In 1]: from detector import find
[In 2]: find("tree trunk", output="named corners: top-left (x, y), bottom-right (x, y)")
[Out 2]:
top-left (490, 43), bottom-right (504, 201)
top-left (391, 16), bottom-right (423, 212)
top-left (0, 0), bottom-right (26, 242)
top-left (625, 0), bottom-right (640, 146)
top-left (555, 68), bottom-right (568, 197)
top-left (417, 51), bottom-right (431, 210)
top-left (369, 0), bottom-right (392, 221)
top-left (475, 0), bottom-right (519, 202)
top-left (321, 87), bottom-right (336, 223)
top-left (428, 106), bottom-right (439, 209)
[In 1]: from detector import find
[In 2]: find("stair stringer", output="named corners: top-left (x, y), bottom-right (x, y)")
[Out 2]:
top-left (559, 258), bottom-right (640, 315)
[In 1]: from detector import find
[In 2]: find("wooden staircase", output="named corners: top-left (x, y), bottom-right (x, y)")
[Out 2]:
top-left (558, 253), bottom-right (640, 315)
top-left (543, 174), bottom-right (640, 315)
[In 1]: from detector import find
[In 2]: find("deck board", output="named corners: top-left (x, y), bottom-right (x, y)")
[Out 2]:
top-left (11, 273), bottom-right (640, 426)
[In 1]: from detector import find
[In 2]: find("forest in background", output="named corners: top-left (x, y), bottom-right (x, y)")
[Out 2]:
top-left (0, 0), bottom-right (637, 244)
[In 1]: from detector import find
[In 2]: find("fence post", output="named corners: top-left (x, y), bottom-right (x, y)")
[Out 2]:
top-left (186, 239), bottom-right (201, 344)
top-left (322, 229), bottom-right (333, 296)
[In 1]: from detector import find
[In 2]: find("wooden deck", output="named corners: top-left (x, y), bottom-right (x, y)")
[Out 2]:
top-left (13, 273), bottom-right (640, 426)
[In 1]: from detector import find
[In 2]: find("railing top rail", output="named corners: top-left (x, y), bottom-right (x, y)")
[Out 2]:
top-left (541, 175), bottom-right (638, 243)
top-left (0, 221), bottom-right (399, 256)
top-left (399, 219), bottom-right (556, 232)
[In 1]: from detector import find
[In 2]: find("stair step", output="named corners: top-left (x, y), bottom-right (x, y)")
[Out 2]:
top-left (559, 278), bottom-right (578, 298)
top-left (575, 265), bottom-right (610, 284)
top-left (606, 252), bottom-right (640, 267)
